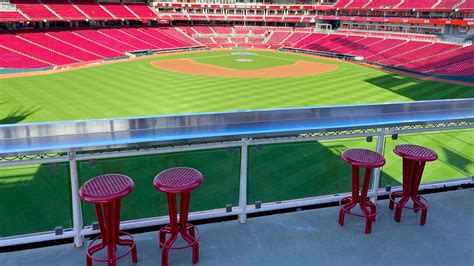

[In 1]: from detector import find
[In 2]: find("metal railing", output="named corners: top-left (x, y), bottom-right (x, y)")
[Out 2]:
top-left (1, 99), bottom-right (473, 247)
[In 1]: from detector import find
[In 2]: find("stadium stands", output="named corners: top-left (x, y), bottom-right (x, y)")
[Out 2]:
top-left (99, 28), bottom-right (156, 50)
top-left (101, 3), bottom-right (137, 19)
top-left (366, 0), bottom-right (401, 9)
top-left (332, 0), bottom-right (468, 10)
top-left (16, 30), bottom-right (102, 61)
top-left (10, 0), bottom-right (60, 20)
top-left (266, 32), bottom-right (291, 45)
top-left (73, 29), bottom-right (138, 52)
top-left (457, 1), bottom-right (474, 10)
top-left (212, 26), bottom-right (233, 35)
top-left (0, 46), bottom-right (50, 69)
top-left (46, 30), bottom-right (123, 58)
top-left (0, 0), bottom-right (472, 77)
top-left (124, 3), bottom-right (158, 19)
top-left (0, 30), bottom-right (78, 65)
top-left (429, 58), bottom-right (474, 76)
top-left (70, 0), bottom-right (113, 20)
top-left (42, 0), bottom-right (87, 20)
top-left (435, 0), bottom-right (463, 9)
top-left (397, 0), bottom-right (439, 10)
top-left (0, 11), bottom-right (26, 21)
top-left (192, 26), bottom-right (214, 34)
top-left (0, 27), bottom-right (201, 69)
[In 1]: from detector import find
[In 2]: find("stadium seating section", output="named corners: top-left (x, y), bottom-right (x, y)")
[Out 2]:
top-left (334, 0), bottom-right (467, 10)
top-left (1, 0), bottom-right (157, 21)
top-left (0, 1), bottom-right (472, 77)
top-left (0, 27), bottom-right (200, 69)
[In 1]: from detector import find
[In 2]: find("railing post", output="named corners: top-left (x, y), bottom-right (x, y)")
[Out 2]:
top-left (68, 151), bottom-right (84, 247)
top-left (371, 128), bottom-right (386, 204)
top-left (238, 138), bottom-right (250, 224)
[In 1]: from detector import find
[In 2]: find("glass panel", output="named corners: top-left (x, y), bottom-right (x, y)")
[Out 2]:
top-left (380, 129), bottom-right (474, 188)
top-left (0, 163), bottom-right (72, 237)
top-left (77, 148), bottom-right (241, 226)
top-left (248, 138), bottom-right (378, 204)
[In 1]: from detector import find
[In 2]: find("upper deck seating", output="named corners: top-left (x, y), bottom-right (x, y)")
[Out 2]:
top-left (0, 11), bottom-right (26, 21)
top-left (124, 3), bottom-right (157, 19)
top-left (42, 0), bottom-right (86, 20)
top-left (101, 3), bottom-right (136, 19)
top-left (71, 0), bottom-right (113, 20)
top-left (397, 0), bottom-right (439, 10)
top-left (11, 0), bottom-right (59, 20)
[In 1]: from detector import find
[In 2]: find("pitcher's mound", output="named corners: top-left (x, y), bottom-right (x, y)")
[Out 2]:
top-left (152, 59), bottom-right (338, 78)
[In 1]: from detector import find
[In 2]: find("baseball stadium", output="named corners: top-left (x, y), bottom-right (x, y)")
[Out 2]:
top-left (0, 0), bottom-right (473, 265)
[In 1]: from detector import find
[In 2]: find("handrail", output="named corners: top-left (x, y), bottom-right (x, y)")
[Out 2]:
top-left (1, 99), bottom-right (473, 156)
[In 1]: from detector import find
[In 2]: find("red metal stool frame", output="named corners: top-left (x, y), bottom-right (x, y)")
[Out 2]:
top-left (389, 144), bottom-right (438, 225)
top-left (338, 149), bottom-right (386, 234)
top-left (79, 174), bottom-right (138, 266)
top-left (153, 167), bottom-right (203, 266)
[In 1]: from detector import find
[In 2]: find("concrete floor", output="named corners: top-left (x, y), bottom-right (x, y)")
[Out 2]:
top-left (1, 188), bottom-right (473, 266)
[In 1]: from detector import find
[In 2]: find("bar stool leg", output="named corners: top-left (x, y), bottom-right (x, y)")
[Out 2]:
top-left (410, 162), bottom-right (428, 225)
top-left (104, 202), bottom-right (117, 266)
top-left (389, 197), bottom-right (395, 210)
top-left (338, 166), bottom-right (360, 227)
top-left (162, 193), bottom-right (179, 266)
top-left (394, 159), bottom-right (414, 222)
top-left (188, 225), bottom-right (196, 238)
top-left (359, 168), bottom-right (373, 234)
top-left (113, 201), bottom-right (138, 263)
top-left (180, 192), bottom-right (199, 264)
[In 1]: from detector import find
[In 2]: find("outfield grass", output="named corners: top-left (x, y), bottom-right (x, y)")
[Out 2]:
top-left (1, 50), bottom-right (473, 124)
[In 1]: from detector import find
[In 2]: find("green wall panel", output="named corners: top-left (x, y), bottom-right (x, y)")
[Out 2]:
top-left (77, 148), bottom-right (241, 226)
top-left (248, 138), bottom-right (378, 204)
top-left (0, 163), bottom-right (72, 237)
top-left (380, 129), bottom-right (474, 187)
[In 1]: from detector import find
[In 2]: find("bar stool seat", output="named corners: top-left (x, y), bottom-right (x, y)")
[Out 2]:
top-left (153, 167), bottom-right (203, 266)
top-left (79, 174), bottom-right (138, 266)
top-left (153, 167), bottom-right (203, 193)
top-left (390, 144), bottom-right (438, 225)
top-left (338, 149), bottom-right (385, 234)
top-left (342, 148), bottom-right (386, 168)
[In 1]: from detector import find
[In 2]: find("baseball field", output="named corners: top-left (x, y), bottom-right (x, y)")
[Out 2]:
top-left (0, 50), bottom-right (473, 237)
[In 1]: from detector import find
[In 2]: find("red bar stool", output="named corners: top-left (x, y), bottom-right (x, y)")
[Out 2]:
top-left (389, 144), bottom-right (438, 225)
top-left (153, 167), bottom-right (203, 266)
top-left (338, 148), bottom-right (386, 234)
top-left (79, 174), bottom-right (138, 266)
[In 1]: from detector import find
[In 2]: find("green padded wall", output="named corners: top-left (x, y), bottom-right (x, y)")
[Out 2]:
top-left (247, 138), bottom-right (378, 204)
top-left (0, 163), bottom-right (72, 237)
top-left (77, 148), bottom-right (241, 226)
top-left (380, 129), bottom-right (474, 187)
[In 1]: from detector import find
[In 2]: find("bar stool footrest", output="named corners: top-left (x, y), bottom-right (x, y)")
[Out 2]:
top-left (87, 231), bottom-right (136, 263)
top-left (339, 196), bottom-right (378, 218)
top-left (158, 224), bottom-right (200, 250)
top-left (389, 191), bottom-right (429, 210)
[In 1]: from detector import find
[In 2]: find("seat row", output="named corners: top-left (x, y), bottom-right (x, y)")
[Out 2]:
top-left (0, 27), bottom-right (200, 69)
top-left (335, 0), bottom-right (471, 10)
top-left (291, 33), bottom-right (473, 76)
top-left (79, 144), bottom-right (437, 265)
top-left (7, 0), bottom-right (158, 21)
